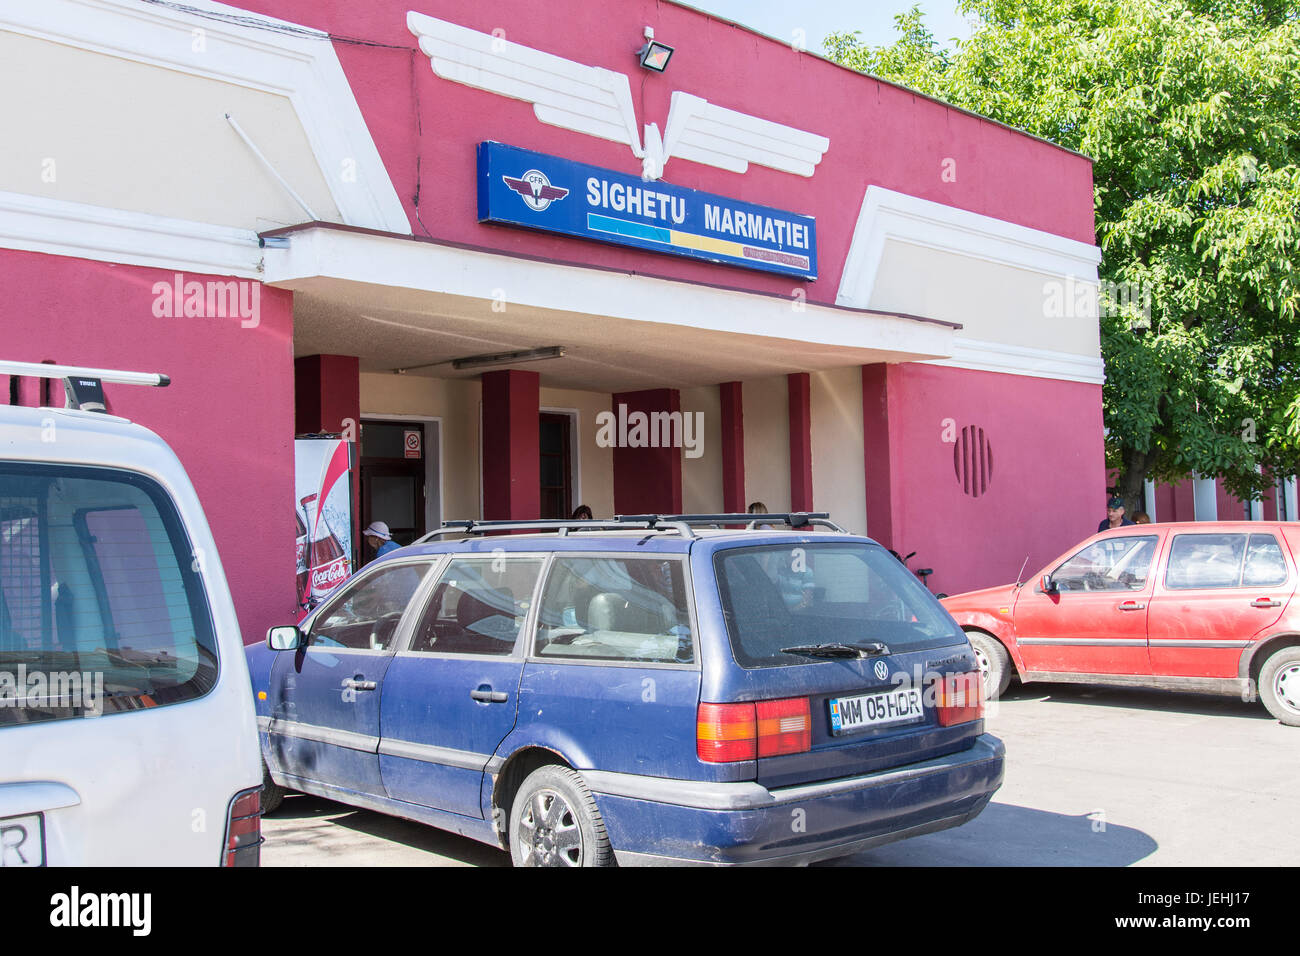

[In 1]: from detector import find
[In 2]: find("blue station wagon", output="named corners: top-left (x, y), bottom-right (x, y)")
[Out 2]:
top-left (247, 514), bottom-right (1005, 865)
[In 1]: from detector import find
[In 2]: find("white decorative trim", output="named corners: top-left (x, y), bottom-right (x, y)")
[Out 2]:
top-left (1284, 476), bottom-right (1298, 522)
top-left (0, 190), bottom-right (263, 278)
top-left (836, 186), bottom-right (1102, 310)
top-left (1145, 478), bottom-right (1157, 521)
top-left (1, 0), bottom-right (409, 237)
top-left (920, 337), bottom-right (1105, 385)
top-left (405, 10), bottom-right (829, 180)
top-left (407, 11), bottom-right (643, 156)
top-left (264, 225), bottom-right (954, 359)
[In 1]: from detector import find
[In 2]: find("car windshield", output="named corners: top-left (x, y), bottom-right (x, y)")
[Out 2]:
top-left (713, 542), bottom-right (964, 668)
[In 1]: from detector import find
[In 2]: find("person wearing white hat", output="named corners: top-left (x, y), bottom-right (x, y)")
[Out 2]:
top-left (364, 520), bottom-right (400, 559)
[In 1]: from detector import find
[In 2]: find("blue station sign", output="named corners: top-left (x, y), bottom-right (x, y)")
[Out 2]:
top-left (477, 142), bottom-right (818, 280)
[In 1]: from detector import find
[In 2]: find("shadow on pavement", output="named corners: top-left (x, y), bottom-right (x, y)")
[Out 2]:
top-left (999, 682), bottom-right (1271, 721)
top-left (818, 802), bottom-right (1158, 867)
top-left (264, 794), bottom-right (510, 866)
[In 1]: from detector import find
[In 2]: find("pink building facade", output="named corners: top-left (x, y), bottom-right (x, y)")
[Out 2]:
top-left (0, 0), bottom-right (1105, 643)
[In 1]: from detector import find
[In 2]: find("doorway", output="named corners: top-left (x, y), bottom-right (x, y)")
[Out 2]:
top-left (360, 419), bottom-right (429, 558)
top-left (539, 412), bottom-right (573, 519)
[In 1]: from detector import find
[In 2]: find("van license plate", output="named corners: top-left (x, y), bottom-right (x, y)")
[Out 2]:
top-left (0, 813), bottom-right (45, 867)
top-left (829, 688), bottom-right (924, 735)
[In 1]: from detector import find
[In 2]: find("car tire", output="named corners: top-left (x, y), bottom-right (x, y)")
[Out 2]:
top-left (967, 631), bottom-right (1012, 701)
top-left (1258, 646), bottom-right (1300, 727)
top-left (509, 765), bottom-right (614, 867)
top-left (260, 759), bottom-right (287, 815)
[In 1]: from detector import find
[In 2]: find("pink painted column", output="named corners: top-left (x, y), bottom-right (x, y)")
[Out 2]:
top-left (482, 369), bottom-right (541, 520)
top-left (861, 363), bottom-right (895, 548)
top-left (788, 373), bottom-right (813, 512)
top-left (719, 381), bottom-right (745, 514)
top-left (612, 388), bottom-right (683, 515)
top-left (294, 355), bottom-right (359, 435)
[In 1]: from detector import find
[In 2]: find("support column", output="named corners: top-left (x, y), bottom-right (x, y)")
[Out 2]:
top-left (482, 369), bottom-right (540, 520)
top-left (719, 381), bottom-right (745, 514)
top-left (861, 363), bottom-right (895, 548)
top-left (295, 354), bottom-right (359, 435)
top-left (612, 388), bottom-right (683, 514)
top-left (788, 373), bottom-right (813, 512)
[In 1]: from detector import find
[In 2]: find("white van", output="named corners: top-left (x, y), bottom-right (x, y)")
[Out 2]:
top-left (0, 362), bottom-right (261, 866)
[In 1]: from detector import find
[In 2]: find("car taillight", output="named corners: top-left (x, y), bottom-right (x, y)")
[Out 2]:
top-left (222, 787), bottom-right (262, 867)
top-left (756, 697), bottom-right (812, 757)
top-left (935, 671), bottom-right (984, 726)
top-left (698, 698), bottom-right (811, 762)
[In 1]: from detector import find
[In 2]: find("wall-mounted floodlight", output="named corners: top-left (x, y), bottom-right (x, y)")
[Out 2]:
top-left (637, 26), bottom-right (673, 72)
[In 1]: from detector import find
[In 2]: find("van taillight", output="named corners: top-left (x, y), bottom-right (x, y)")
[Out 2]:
top-left (222, 788), bottom-right (262, 867)
top-left (697, 698), bottom-right (811, 762)
top-left (935, 672), bottom-right (984, 726)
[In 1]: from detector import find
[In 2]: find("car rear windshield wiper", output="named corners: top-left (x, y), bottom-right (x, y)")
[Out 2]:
top-left (779, 642), bottom-right (891, 659)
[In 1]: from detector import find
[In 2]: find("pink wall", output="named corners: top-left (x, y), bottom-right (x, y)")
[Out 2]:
top-left (864, 363), bottom-right (1106, 596)
top-left (237, 0), bottom-right (1096, 302)
top-left (0, 249), bottom-right (296, 644)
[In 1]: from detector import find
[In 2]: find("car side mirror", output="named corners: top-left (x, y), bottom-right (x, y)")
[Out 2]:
top-left (1040, 574), bottom-right (1057, 594)
top-left (267, 625), bottom-right (303, 652)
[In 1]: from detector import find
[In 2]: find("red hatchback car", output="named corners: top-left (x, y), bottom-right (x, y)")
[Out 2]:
top-left (942, 521), bottom-right (1300, 725)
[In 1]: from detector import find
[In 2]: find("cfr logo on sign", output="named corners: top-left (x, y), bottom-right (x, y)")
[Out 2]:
top-left (503, 170), bottom-right (569, 212)
top-left (873, 659), bottom-right (890, 681)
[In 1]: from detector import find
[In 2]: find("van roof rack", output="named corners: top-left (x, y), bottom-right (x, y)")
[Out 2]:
top-left (0, 360), bottom-right (169, 413)
top-left (415, 512), bottom-right (845, 544)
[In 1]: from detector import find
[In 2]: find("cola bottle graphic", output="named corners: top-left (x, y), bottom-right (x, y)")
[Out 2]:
top-left (295, 507), bottom-right (310, 606)
top-left (300, 492), bottom-right (349, 606)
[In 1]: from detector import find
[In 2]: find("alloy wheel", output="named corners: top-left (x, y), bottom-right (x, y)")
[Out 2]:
top-left (517, 788), bottom-right (584, 866)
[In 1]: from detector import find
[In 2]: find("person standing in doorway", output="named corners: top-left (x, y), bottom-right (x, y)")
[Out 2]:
top-left (364, 521), bottom-right (400, 560)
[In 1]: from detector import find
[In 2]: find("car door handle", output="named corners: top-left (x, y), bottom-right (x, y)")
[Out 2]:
top-left (1251, 597), bottom-right (1281, 608)
top-left (342, 677), bottom-right (377, 691)
top-left (1117, 600), bottom-right (1146, 611)
top-left (470, 687), bottom-right (509, 703)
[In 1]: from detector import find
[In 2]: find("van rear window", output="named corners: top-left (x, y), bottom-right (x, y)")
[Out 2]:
top-left (0, 463), bottom-right (217, 724)
top-left (714, 543), bottom-right (964, 668)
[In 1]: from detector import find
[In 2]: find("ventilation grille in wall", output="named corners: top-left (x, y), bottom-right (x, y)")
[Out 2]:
top-left (954, 425), bottom-right (993, 498)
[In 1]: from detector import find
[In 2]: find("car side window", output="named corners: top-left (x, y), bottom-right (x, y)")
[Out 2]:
top-left (309, 563), bottom-right (430, 650)
top-left (1052, 535), bottom-right (1159, 592)
top-left (1165, 534), bottom-right (1250, 589)
top-left (1243, 534), bottom-right (1288, 587)
top-left (408, 557), bottom-right (542, 656)
top-left (534, 556), bottom-right (693, 664)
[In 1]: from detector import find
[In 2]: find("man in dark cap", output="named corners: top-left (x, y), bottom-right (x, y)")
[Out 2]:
top-left (1098, 496), bottom-right (1136, 533)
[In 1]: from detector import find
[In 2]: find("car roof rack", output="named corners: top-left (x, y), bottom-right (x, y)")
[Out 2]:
top-left (618, 512), bottom-right (847, 533)
top-left (415, 517), bottom-right (698, 543)
top-left (414, 512), bottom-right (846, 544)
top-left (0, 359), bottom-right (169, 413)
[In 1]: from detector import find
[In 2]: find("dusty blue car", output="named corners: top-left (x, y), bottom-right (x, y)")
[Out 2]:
top-left (248, 513), bottom-right (1003, 866)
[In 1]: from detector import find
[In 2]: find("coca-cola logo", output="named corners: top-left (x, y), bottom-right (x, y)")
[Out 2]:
top-left (311, 557), bottom-right (349, 591)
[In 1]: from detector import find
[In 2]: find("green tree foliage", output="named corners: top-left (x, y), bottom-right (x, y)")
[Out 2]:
top-left (826, 1), bottom-right (1300, 508)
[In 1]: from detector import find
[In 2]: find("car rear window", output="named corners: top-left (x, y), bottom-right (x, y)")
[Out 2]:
top-left (0, 463), bottom-right (217, 724)
top-left (714, 542), bottom-right (964, 668)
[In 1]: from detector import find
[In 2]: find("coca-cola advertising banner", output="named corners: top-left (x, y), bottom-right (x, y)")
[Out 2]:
top-left (295, 438), bottom-right (356, 612)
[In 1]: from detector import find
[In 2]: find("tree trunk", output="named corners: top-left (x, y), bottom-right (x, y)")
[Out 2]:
top-left (1117, 446), bottom-right (1159, 517)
